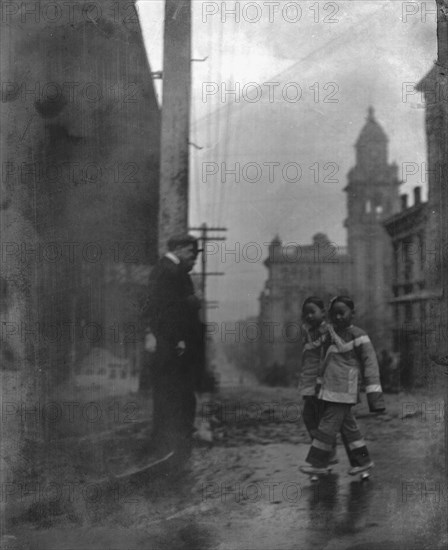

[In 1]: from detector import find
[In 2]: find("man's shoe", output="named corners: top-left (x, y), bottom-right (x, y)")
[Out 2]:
top-left (348, 461), bottom-right (374, 475)
top-left (193, 420), bottom-right (213, 443)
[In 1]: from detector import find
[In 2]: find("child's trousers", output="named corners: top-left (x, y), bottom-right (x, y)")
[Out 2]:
top-left (302, 396), bottom-right (337, 460)
top-left (302, 396), bottom-right (325, 436)
top-left (305, 401), bottom-right (371, 468)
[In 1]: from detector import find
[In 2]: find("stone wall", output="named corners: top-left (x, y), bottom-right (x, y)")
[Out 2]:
top-left (0, 0), bottom-right (160, 501)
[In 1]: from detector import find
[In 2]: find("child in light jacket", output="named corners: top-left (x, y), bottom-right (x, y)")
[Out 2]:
top-left (298, 297), bottom-right (337, 463)
top-left (300, 295), bottom-right (385, 476)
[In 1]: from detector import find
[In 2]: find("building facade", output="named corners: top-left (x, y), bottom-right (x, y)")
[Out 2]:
top-left (383, 189), bottom-right (438, 387)
top-left (345, 107), bottom-right (401, 346)
top-left (0, 0), bottom-right (161, 442)
top-left (258, 109), bottom-right (400, 378)
top-left (258, 234), bottom-right (352, 376)
top-left (384, 0), bottom-right (448, 388)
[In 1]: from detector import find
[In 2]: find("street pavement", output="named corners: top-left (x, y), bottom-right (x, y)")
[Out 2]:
top-left (6, 384), bottom-right (448, 550)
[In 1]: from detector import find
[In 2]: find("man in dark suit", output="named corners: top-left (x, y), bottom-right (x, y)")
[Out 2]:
top-left (144, 233), bottom-right (203, 462)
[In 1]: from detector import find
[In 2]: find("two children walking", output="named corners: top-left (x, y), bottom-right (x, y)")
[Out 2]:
top-left (298, 295), bottom-right (385, 476)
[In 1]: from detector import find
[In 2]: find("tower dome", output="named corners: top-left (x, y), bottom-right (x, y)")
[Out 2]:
top-left (356, 107), bottom-right (388, 147)
top-left (355, 107), bottom-right (388, 168)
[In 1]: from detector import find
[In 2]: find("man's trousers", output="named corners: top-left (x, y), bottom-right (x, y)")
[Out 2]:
top-left (151, 340), bottom-right (196, 458)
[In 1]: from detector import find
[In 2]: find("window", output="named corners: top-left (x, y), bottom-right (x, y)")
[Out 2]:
top-left (403, 241), bottom-right (413, 282)
top-left (418, 233), bottom-right (424, 271)
top-left (393, 243), bottom-right (399, 281)
top-left (405, 303), bottom-right (412, 321)
top-left (420, 301), bottom-right (425, 320)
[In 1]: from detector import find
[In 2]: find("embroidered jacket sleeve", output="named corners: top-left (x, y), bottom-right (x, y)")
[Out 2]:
top-left (318, 330), bottom-right (332, 381)
top-left (354, 331), bottom-right (385, 412)
top-left (299, 324), bottom-right (326, 393)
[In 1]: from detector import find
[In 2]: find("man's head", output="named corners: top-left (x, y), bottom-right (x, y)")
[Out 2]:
top-left (167, 233), bottom-right (202, 271)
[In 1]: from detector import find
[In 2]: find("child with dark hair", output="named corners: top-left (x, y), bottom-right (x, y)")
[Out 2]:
top-left (298, 297), bottom-right (337, 463)
top-left (300, 295), bottom-right (385, 476)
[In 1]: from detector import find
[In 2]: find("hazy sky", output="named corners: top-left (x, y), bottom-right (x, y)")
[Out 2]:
top-left (137, 0), bottom-right (437, 322)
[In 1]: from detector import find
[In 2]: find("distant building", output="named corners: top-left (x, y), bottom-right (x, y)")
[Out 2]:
top-left (258, 108), bottom-right (400, 377)
top-left (384, 0), bottom-right (448, 387)
top-left (258, 234), bottom-right (352, 376)
top-left (383, 188), bottom-right (439, 387)
top-left (345, 107), bottom-right (401, 347)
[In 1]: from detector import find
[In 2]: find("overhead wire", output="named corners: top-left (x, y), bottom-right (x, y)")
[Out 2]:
top-left (208, 13), bottom-right (222, 229)
top-left (197, 3), bottom-right (390, 320)
top-left (205, 7), bottom-right (215, 228)
top-left (216, 17), bottom-right (238, 229)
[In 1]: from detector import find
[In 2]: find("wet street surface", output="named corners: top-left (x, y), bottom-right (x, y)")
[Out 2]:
top-left (10, 385), bottom-right (448, 550)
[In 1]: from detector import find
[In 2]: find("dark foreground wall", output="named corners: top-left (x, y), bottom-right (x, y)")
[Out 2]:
top-left (0, 0), bottom-right (160, 487)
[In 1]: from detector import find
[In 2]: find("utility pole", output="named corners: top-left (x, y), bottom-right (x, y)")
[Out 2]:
top-left (158, 0), bottom-right (191, 254)
top-left (189, 224), bottom-right (227, 388)
top-left (189, 224), bottom-right (227, 315)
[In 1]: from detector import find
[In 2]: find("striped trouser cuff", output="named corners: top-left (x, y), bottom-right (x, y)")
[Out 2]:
top-left (347, 439), bottom-right (367, 450)
top-left (312, 429), bottom-right (337, 446)
top-left (306, 439), bottom-right (333, 468)
top-left (312, 439), bottom-right (333, 452)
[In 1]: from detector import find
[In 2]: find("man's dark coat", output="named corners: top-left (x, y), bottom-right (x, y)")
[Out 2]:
top-left (144, 256), bottom-right (203, 454)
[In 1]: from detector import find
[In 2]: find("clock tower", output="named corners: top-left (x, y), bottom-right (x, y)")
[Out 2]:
top-left (344, 107), bottom-right (401, 347)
